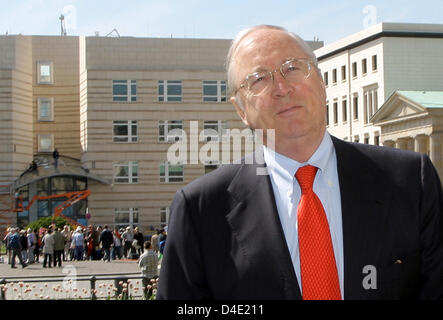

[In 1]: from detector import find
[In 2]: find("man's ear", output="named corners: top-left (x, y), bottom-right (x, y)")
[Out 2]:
top-left (231, 96), bottom-right (249, 127)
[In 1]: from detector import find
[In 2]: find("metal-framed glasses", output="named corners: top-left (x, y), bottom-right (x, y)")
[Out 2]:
top-left (235, 58), bottom-right (316, 96)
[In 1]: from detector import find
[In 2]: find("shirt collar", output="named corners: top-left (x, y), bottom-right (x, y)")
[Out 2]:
top-left (263, 131), bottom-right (334, 178)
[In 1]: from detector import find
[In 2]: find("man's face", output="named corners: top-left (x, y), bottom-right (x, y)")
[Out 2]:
top-left (231, 29), bottom-right (326, 147)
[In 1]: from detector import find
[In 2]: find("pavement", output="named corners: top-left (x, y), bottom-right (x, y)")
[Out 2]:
top-left (0, 255), bottom-right (155, 300)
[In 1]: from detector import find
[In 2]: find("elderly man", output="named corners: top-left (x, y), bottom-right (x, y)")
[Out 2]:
top-left (157, 25), bottom-right (443, 300)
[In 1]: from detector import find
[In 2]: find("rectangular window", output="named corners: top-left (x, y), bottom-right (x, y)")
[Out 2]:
top-left (114, 208), bottom-right (139, 229)
top-left (341, 65), bottom-right (346, 81)
top-left (113, 161), bottom-right (138, 184)
top-left (352, 62), bottom-right (357, 78)
top-left (113, 120), bottom-right (138, 142)
top-left (203, 120), bottom-right (228, 142)
top-left (333, 101), bottom-right (338, 125)
top-left (158, 80), bottom-right (182, 102)
top-left (113, 80), bottom-right (137, 102)
top-left (332, 69), bottom-right (337, 84)
top-left (160, 162), bottom-right (184, 183)
top-left (323, 72), bottom-right (328, 86)
top-left (362, 58), bottom-right (367, 75)
top-left (326, 103), bottom-right (329, 126)
top-left (38, 134), bottom-right (54, 152)
top-left (38, 97), bottom-right (54, 121)
top-left (37, 61), bottom-right (53, 84)
top-left (353, 95), bottom-right (359, 120)
top-left (160, 207), bottom-right (170, 226)
top-left (372, 55), bottom-right (377, 71)
top-left (342, 99), bottom-right (347, 123)
top-left (158, 120), bottom-right (184, 142)
top-left (374, 135), bottom-right (380, 146)
top-left (203, 80), bottom-right (227, 102)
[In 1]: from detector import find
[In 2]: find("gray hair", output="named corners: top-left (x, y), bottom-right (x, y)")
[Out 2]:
top-left (226, 25), bottom-right (318, 109)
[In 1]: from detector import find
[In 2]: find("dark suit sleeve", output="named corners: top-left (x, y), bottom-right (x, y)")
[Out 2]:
top-left (156, 189), bottom-right (211, 300)
top-left (419, 154), bottom-right (443, 299)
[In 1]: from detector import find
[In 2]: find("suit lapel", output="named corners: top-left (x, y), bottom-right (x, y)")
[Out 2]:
top-left (226, 153), bottom-right (302, 299)
top-left (332, 137), bottom-right (390, 299)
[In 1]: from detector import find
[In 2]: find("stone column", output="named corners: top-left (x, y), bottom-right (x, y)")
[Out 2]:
top-left (395, 138), bottom-right (408, 150)
top-left (429, 133), bottom-right (443, 179)
top-left (414, 134), bottom-right (428, 154)
top-left (382, 140), bottom-right (395, 148)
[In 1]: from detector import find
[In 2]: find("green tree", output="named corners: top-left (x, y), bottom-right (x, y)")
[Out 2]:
top-left (26, 216), bottom-right (73, 231)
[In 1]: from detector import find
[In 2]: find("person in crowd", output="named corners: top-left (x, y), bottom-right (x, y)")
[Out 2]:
top-left (122, 226), bottom-right (134, 258)
top-left (33, 228), bottom-right (41, 263)
top-left (19, 230), bottom-right (28, 263)
top-left (133, 227), bottom-right (145, 256)
top-left (42, 227), bottom-right (55, 268)
top-left (9, 227), bottom-right (27, 268)
top-left (61, 225), bottom-right (71, 261)
top-left (26, 228), bottom-right (36, 264)
top-left (3, 227), bottom-right (12, 264)
top-left (150, 229), bottom-right (160, 253)
top-left (111, 227), bottom-right (122, 260)
top-left (53, 228), bottom-right (65, 267)
top-left (99, 225), bottom-right (113, 263)
top-left (138, 241), bottom-right (159, 299)
top-left (72, 226), bottom-right (84, 261)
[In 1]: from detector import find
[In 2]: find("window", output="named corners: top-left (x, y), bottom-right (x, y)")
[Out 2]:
top-left (323, 72), bottom-right (329, 86)
top-left (332, 69), bottom-right (337, 84)
top-left (364, 136), bottom-right (369, 144)
top-left (160, 162), bottom-right (184, 183)
top-left (203, 120), bottom-right (228, 142)
top-left (113, 120), bottom-right (138, 142)
top-left (113, 80), bottom-right (137, 102)
top-left (38, 97), bottom-right (54, 121)
top-left (38, 134), bottom-right (54, 152)
top-left (114, 208), bottom-right (139, 230)
top-left (363, 85), bottom-right (378, 124)
top-left (354, 135), bottom-right (360, 143)
top-left (113, 161), bottom-right (138, 184)
top-left (37, 61), bottom-right (53, 84)
top-left (362, 58), bottom-right (367, 75)
top-left (326, 103), bottom-right (329, 126)
top-left (158, 120), bottom-right (184, 142)
top-left (341, 65), bottom-right (346, 81)
top-left (203, 80), bottom-right (227, 102)
top-left (333, 101), bottom-right (338, 125)
top-left (158, 80), bottom-right (182, 102)
top-left (342, 98), bottom-right (347, 123)
top-left (372, 55), bottom-right (377, 71)
top-left (160, 207), bottom-right (170, 226)
top-left (374, 134), bottom-right (380, 146)
top-left (352, 62), bottom-right (357, 78)
top-left (353, 95), bottom-right (359, 120)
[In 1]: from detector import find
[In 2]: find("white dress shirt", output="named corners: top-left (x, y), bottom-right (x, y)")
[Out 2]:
top-left (263, 132), bottom-right (344, 298)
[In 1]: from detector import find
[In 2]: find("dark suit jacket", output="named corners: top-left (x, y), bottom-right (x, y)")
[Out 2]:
top-left (157, 136), bottom-right (443, 300)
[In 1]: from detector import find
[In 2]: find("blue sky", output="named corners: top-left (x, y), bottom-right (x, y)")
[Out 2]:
top-left (1, 0), bottom-right (443, 44)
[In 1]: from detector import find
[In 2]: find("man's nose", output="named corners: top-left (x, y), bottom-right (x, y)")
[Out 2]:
top-left (272, 71), bottom-right (294, 97)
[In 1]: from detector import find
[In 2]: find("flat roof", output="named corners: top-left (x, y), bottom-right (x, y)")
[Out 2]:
top-left (315, 22), bottom-right (443, 61)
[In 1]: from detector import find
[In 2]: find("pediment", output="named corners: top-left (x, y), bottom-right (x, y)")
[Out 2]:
top-left (372, 93), bottom-right (428, 124)
top-left (380, 101), bottom-right (424, 121)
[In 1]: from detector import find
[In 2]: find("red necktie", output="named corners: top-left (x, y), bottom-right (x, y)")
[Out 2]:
top-left (296, 165), bottom-right (341, 300)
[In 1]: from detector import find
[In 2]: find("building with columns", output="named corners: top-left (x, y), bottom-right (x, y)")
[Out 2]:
top-left (314, 22), bottom-right (443, 181)
top-left (371, 91), bottom-right (443, 178)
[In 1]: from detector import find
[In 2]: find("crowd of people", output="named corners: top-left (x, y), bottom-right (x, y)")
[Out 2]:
top-left (2, 225), bottom-right (168, 269)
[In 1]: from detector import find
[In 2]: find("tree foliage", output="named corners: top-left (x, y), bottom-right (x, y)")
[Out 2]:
top-left (26, 216), bottom-right (73, 231)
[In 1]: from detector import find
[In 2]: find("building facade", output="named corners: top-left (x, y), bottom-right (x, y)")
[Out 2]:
top-left (315, 23), bottom-right (443, 149)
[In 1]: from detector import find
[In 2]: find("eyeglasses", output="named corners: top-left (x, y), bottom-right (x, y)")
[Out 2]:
top-left (234, 58), bottom-right (316, 96)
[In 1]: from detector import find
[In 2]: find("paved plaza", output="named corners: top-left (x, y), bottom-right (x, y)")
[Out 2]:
top-left (0, 257), bottom-right (154, 300)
